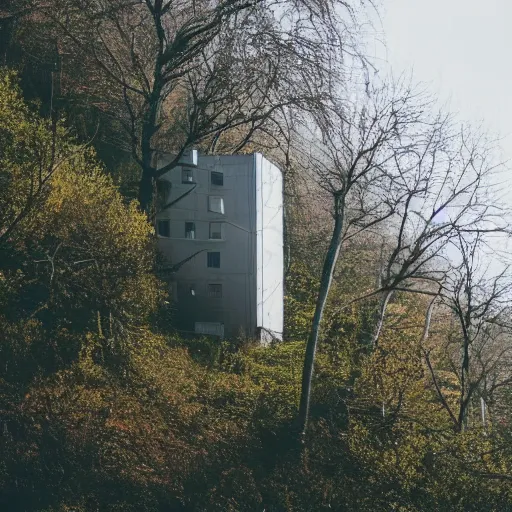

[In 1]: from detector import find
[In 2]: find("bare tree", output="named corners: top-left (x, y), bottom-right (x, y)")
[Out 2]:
top-left (293, 79), bottom-right (434, 436)
top-left (295, 72), bottom-right (512, 436)
top-left (369, 122), bottom-right (509, 342)
top-left (11, 0), bottom-right (370, 213)
top-left (365, 126), bottom-right (512, 432)
top-left (422, 231), bottom-right (512, 432)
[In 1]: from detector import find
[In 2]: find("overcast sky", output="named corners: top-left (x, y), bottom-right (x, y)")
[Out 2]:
top-left (369, 0), bottom-right (512, 266)
top-left (375, 0), bottom-right (512, 161)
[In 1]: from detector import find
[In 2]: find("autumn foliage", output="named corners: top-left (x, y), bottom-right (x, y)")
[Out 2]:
top-left (1, 45), bottom-right (512, 512)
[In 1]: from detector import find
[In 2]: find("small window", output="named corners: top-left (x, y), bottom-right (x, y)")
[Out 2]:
top-left (185, 222), bottom-right (195, 239)
top-left (157, 220), bottom-right (170, 237)
top-left (182, 168), bottom-right (194, 184)
top-left (195, 322), bottom-right (224, 337)
top-left (208, 284), bottom-right (222, 298)
top-left (209, 222), bottom-right (223, 240)
top-left (211, 171), bottom-right (224, 186)
top-left (207, 251), bottom-right (220, 268)
top-left (208, 196), bottom-right (224, 214)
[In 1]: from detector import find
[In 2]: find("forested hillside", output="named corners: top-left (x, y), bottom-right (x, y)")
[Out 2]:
top-left (2, 1), bottom-right (512, 510)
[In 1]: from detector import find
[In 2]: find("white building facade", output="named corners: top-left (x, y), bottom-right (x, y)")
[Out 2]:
top-left (156, 152), bottom-right (283, 341)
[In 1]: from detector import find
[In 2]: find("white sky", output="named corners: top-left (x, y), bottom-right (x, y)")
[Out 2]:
top-left (374, 0), bottom-right (512, 161)
top-left (368, 0), bottom-right (512, 268)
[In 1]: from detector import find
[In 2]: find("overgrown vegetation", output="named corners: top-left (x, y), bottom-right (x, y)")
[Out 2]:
top-left (2, 1), bottom-right (512, 510)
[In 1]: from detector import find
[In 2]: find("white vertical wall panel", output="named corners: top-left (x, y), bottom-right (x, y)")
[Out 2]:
top-left (255, 154), bottom-right (284, 340)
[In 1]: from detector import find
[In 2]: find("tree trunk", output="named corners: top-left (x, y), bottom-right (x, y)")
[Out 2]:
top-left (298, 193), bottom-right (345, 437)
top-left (138, 168), bottom-right (154, 214)
top-left (138, 80), bottom-right (162, 213)
top-left (372, 290), bottom-right (394, 347)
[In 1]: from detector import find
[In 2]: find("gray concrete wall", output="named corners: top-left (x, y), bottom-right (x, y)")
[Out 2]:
top-left (156, 153), bottom-right (282, 340)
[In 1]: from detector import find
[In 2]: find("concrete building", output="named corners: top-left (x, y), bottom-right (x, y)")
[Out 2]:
top-left (156, 151), bottom-right (283, 342)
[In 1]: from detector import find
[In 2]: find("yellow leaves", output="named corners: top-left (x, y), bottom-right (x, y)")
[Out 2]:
top-left (1, 70), bottom-right (163, 331)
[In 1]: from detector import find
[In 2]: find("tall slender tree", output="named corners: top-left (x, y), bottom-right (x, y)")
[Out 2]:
top-left (295, 78), bottom-right (511, 436)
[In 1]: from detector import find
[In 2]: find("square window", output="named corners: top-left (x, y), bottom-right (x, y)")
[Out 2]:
top-left (185, 222), bottom-right (195, 239)
top-left (157, 220), bottom-right (170, 237)
top-left (182, 168), bottom-right (194, 184)
top-left (208, 284), bottom-right (222, 298)
top-left (209, 222), bottom-right (223, 240)
top-left (211, 171), bottom-right (224, 186)
top-left (208, 196), bottom-right (224, 214)
top-left (207, 251), bottom-right (220, 268)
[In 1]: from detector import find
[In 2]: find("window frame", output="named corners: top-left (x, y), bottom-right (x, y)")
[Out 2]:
top-left (209, 222), bottom-right (223, 240)
top-left (157, 219), bottom-right (170, 237)
top-left (211, 170), bottom-right (224, 186)
top-left (208, 196), bottom-right (225, 214)
top-left (207, 283), bottom-right (223, 298)
top-left (185, 221), bottom-right (196, 239)
top-left (207, 251), bottom-right (221, 268)
top-left (181, 168), bottom-right (194, 184)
